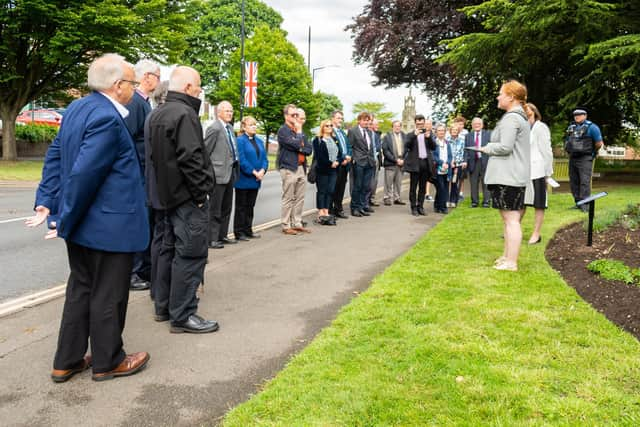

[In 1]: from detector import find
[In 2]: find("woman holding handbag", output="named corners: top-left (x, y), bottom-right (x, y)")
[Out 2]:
top-left (312, 119), bottom-right (344, 225)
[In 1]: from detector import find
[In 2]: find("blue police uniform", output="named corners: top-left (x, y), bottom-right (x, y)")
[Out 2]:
top-left (565, 119), bottom-right (603, 207)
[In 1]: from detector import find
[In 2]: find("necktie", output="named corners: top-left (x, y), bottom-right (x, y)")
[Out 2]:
top-left (475, 132), bottom-right (481, 159)
top-left (395, 133), bottom-right (402, 156)
top-left (225, 124), bottom-right (237, 161)
top-left (362, 128), bottom-right (370, 150)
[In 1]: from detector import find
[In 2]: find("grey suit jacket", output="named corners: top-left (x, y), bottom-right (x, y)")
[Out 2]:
top-left (204, 119), bottom-right (236, 185)
top-left (347, 126), bottom-right (376, 168)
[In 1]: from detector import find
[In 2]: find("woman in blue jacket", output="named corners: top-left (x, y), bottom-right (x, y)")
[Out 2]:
top-left (234, 116), bottom-right (268, 240)
top-left (433, 123), bottom-right (453, 214)
top-left (312, 119), bottom-right (344, 225)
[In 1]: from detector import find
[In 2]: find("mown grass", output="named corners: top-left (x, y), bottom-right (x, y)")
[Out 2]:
top-left (0, 160), bottom-right (43, 181)
top-left (223, 186), bottom-right (640, 426)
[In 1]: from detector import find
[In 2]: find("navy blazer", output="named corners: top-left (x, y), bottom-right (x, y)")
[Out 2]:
top-left (36, 92), bottom-right (149, 253)
top-left (235, 133), bottom-right (268, 190)
top-left (312, 136), bottom-right (344, 175)
top-left (465, 129), bottom-right (491, 173)
top-left (277, 124), bottom-right (312, 172)
top-left (433, 140), bottom-right (454, 181)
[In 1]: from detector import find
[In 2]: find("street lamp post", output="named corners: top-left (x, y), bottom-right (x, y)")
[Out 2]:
top-left (312, 65), bottom-right (339, 92)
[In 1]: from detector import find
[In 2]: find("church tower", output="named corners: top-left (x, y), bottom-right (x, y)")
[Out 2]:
top-left (401, 89), bottom-right (416, 133)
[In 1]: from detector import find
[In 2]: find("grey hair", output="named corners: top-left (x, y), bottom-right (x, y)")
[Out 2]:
top-left (217, 100), bottom-right (232, 110)
top-left (168, 66), bottom-right (198, 92)
top-left (296, 108), bottom-right (305, 115)
top-left (472, 117), bottom-right (484, 124)
top-left (134, 59), bottom-right (160, 80)
top-left (87, 54), bottom-right (130, 91)
top-left (435, 123), bottom-right (446, 131)
top-left (152, 80), bottom-right (169, 105)
top-left (392, 120), bottom-right (402, 126)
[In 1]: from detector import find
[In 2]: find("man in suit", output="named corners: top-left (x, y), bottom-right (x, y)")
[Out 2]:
top-left (348, 112), bottom-right (377, 217)
top-left (404, 114), bottom-right (436, 216)
top-left (147, 66), bottom-right (218, 333)
top-left (125, 59), bottom-right (161, 292)
top-left (329, 110), bottom-right (351, 218)
top-left (277, 104), bottom-right (313, 235)
top-left (366, 118), bottom-right (383, 207)
top-left (465, 117), bottom-right (491, 207)
top-left (204, 100), bottom-right (237, 249)
top-left (381, 120), bottom-right (406, 206)
top-left (27, 54), bottom-right (150, 382)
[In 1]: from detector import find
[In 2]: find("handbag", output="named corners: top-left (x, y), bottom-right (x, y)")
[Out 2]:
top-left (307, 157), bottom-right (318, 184)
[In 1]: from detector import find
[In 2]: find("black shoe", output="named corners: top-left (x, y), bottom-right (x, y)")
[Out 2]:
top-left (363, 207), bottom-right (375, 213)
top-left (417, 207), bottom-right (426, 216)
top-left (360, 209), bottom-right (371, 216)
top-left (482, 203), bottom-right (490, 208)
top-left (247, 232), bottom-right (261, 239)
top-left (235, 234), bottom-right (250, 242)
top-left (170, 314), bottom-right (219, 334)
top-left (335, 211), bottom-right (348, 219)
top-left (426, 195), bottom-right (434, 201)
top-left (411, 208), bottom-right (419, 216)
top-left (302, 220), bottom-right (308, 227)
top-left (130, 275), bottom-right (150, 291)
top-left (209, 241), bottom-right (224, 249)
top-left (370, 200), bottom-right (380, 207)
top-left (351, 210), bottom-right (363, 217)
top-left (221, 237), bottom-right (237, 245)
top-left (437, 208), bottom-right (448, 214)
top-left (394, 200), bottom-right (406, 205)
top-left (383, 200), bottom-right (392, 206)
top-left (154, 312), bottom-right (169, 322)
top-left (471, 203), bottom-right (478, 208)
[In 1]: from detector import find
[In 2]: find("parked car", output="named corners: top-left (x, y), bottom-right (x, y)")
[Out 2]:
top-left (16, 109), bottom-right (63, 127)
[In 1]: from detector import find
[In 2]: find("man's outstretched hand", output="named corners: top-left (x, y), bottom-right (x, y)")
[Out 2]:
top-left (25, 205), bottom-right (57, 239)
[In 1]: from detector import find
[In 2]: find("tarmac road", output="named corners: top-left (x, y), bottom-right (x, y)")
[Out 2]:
top-left (0, 183), bottom-right (440, 426)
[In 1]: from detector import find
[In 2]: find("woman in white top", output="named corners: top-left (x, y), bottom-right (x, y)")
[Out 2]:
top-left (523, 103), bottom-right (553, 245)
top-left (480, 80), bottom-right (531, 271)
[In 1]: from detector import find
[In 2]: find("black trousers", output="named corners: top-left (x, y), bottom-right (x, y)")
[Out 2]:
top-left (569, 154), bottom-right (593, 203)
top-left (132, 207), bottom-right (153, 281)
top-left (150, 209), bottom-right (172, 305)
top-left (234, 188), bottom-right (259, 237)
top-left (409, 159), bottom-right (430, 208)
top-left (209, 180), bottom-right (234, 242)
top-left (54, 241), bottom-right (132, 373)
top-left (434, 174), bottom-right (449, 211)
top-left (469, 161), bottom-right (489, 205)
top-left (156, 200), bottom-right (208, 324)
top-left (330, 164), bottom-right (349, 214)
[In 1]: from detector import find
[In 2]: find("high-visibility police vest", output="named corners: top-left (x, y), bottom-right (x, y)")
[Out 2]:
top-left (565, 120), bottom-right (594, 155)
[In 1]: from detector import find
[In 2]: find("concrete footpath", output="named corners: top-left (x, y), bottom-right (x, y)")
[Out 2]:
top-left (0, 195), bottom-right (441, 426)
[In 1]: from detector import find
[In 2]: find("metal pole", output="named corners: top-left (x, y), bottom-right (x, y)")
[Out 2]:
top-left (307, 26), bottom-right (311, 72)
top-left (587, 201), bottom-right (595, 246)
top-left (239, 0), bottom-right (246, 122)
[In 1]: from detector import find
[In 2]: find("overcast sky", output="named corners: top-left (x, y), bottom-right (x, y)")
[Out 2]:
top-left (263, 0), bottom-right (433, 121)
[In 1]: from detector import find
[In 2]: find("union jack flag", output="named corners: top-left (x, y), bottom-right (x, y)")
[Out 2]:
top-left (244, 62), bottom-right (258, 108)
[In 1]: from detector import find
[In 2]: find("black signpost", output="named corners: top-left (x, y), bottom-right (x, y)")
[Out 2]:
top-left (576, 192), bottom-right (608, 246)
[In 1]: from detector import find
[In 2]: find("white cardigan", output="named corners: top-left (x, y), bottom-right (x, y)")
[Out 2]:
top-left (529, 120), bottom-right (553, 179)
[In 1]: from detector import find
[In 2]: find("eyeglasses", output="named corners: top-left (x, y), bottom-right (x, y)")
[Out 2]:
top-left (119, 79), bottom-right (140, 88)
top-left (288, 112), bottom-right (299, 117)
top-left (147, 72), bottom-right (161, 79)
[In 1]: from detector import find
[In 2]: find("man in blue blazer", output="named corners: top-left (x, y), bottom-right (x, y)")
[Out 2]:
top-left (27, 54), bottom-right (150, 382)
top-left (465, 117), bottom-right (492, 207)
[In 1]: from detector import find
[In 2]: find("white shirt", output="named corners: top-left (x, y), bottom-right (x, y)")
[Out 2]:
top-left (98, 92), bottom-right (130, 119)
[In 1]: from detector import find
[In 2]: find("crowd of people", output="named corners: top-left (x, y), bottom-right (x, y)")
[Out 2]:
top-left (26, 53), bottom-right (604, 383)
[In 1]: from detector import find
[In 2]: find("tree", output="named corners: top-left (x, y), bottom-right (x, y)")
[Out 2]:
top-left (315, 92), bottom-right (343, 126)
top-left (215, 25), bottom-right (319, 145)
top-left (0, 0), bottom-right (188, 160)
top-left (182, 0), bottom-right (283, 94)
top-left (352, 101), bottom-right (395, 133)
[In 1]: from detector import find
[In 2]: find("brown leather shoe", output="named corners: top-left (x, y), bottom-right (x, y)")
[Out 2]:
top-left (92, 352), bottom-right (150, 382)
top-left (51, 355), bottom-right (92, 383)
top-left (282, 228), bottom-right (298, 235)
top-left (292, 227), bottom-right (311, 233)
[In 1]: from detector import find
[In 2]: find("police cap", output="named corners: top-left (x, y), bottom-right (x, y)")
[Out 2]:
top-left (572, 108), bottom-right (587, 116)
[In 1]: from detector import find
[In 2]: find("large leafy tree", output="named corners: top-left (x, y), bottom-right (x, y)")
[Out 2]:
top-left (216, 25), bottom-right (319, 144)
top-left (315, 92), bottom-right (343, 125)
top-left (0, 0), bottom-right (188, 160)
top-left (352, 101), bottom-right (395, 133)
top-left (182, 0), bottom-right (283, 94)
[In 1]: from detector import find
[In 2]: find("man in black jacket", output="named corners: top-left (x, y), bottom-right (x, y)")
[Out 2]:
top-left (147, 66), bottom-right (218, 334)
top-left (404, 114), bottom-right (436, 216)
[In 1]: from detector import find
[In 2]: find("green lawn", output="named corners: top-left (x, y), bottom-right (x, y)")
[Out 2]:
top-left (0, 160), bottom-right (43, 181)
top-left (223, 186), bottom-right (640, 426)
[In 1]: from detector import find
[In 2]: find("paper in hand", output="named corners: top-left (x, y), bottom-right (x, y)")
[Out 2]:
top-left (546, 177), bottom-right (560, 188)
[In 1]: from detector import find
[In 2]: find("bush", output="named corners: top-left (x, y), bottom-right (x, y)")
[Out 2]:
top-left (587, 259), bottom-right (637, 284)
top-left (15, 123), bottom-right (58, 143)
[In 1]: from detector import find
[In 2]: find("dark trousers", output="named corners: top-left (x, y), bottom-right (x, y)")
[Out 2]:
top-left (316, 172), bottom-right (337, 210)
top-left (330, 163), bottom-right (349, 214)
top-left (409, 159), bottom-right (430, 208)
top-left (234, 188), bottom-right (259, 237)
top-left (150, 209), bottom-right (172, 305)
top-left (469, 161), bottom-right (489, 205)
top-left (569, 155), bottom-right (593, 203)
top-left (132, 207), bottom-right (153, 281)
top-left (157, 200), bottom-right (208, 324)
top-left (350, 163), bottom-right (373, 212)
top-left (366, 162), bottom-right (379, 203)
top-left (209, 181), bottom-right (234, 242)
top-left (54, 241), bottom-right (132, 373)
top-left (434, 174), bottom-right (449, 211)
top-left (449, 168), bottom-right (460, 204)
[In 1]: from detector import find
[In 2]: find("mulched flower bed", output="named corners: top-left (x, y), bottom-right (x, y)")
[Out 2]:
top-left (546, 221), bottom-right (640, 339)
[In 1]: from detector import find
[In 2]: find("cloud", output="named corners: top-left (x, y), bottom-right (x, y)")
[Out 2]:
top-left (263, 0), bottom-right (434, 121)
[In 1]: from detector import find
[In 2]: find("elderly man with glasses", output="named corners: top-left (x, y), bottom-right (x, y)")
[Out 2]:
top-left (28, 53), bottom-right (150, 382)
top-left (277, 103), bottom-right (312, 235)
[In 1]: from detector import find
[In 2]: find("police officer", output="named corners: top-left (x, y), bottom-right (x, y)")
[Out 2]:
top-left (565, 108), bottom-right (604, 211)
